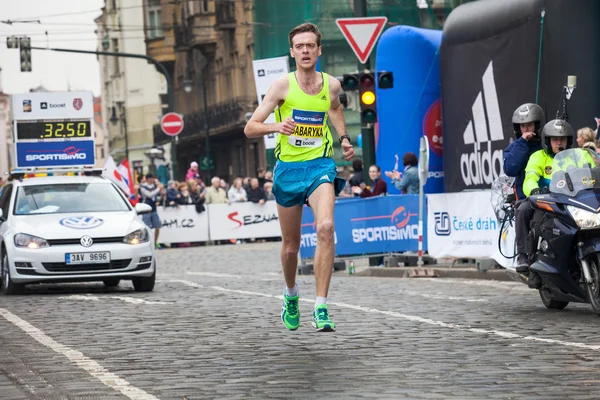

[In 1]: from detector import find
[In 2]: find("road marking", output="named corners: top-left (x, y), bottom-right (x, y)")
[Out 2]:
top-left (186, 271), bottom-right (242, 279)
top-left (58, 294), bottom-right (172, 305)
top-left (168, 281), bottom-right (600, 352)
top-left (159, 279), bottom-right (204, 288)
top-left (400, 290), bottom-right (488, 303)
top-left (0, 308), bottom-right (159, 400)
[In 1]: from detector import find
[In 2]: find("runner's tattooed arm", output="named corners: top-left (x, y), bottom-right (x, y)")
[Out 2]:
top-left (244, 77), bottom-right (294, 138)
top-left (328, 76), bottom-right (355, 161)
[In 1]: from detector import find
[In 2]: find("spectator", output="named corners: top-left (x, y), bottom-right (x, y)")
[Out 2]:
top-left (136, 174), bottom-right (146, 202)
top-left (155, 184), bottom-right (168, 207)
top-left (264, 170), bottom-right (274, 183)
top-left (140, 174), bottom-right (162, 249)
top-left (179, 184), bottom-right (195, 205)
top-left (247, 178), bottom-right (266, 204)
top-left (166, 180), bottom-right (181, 206)
top-left (577, 127), bottom-right (598, 151)
top-left (228, 178), bottom-right (247, 202)
top-left (185, 161), bottom-right (199, 181)
top-left (257, 167), bottom-right (267, 188)
top-left (359, 165), bottom-right (387, 197)
top-left (205, 176), bottom-right (228, 204)
top-left (348, 158), bottom-right (364, 196)
top-left (385, 152), bottom-right (419, 194)
top-left (188, 180), bottom-right (204, 204)
top-left (337, 168), bottom-right (353, 198)
top-left (242, 176), bottom-right (251, 191)
top-left (264, 181), bottom-right (276, 201)
top-left (220, 178), bottom-right (230, 193)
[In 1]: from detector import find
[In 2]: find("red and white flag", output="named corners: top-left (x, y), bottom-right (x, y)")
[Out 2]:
top-left (117, 158), bottom-right (135, 197)
top-left (102, 156), bottom-right (131, 197)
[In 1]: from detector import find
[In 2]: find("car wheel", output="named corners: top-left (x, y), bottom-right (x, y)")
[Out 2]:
top-left (103, 279), bottom-right (120, 287)
top-left (132, 268), bottom-right (155, 292)
top-left (1, 251), bottom-right (24, 295)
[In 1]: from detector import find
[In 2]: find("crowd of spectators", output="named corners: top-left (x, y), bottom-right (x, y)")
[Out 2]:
top-left (133, 152), bottom-right (424, 210)
top-left (133, 163), bottom-right (275, 209)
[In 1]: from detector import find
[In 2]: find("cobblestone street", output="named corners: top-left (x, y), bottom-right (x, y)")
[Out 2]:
top-left (2, 242), bottom-right (600, 399)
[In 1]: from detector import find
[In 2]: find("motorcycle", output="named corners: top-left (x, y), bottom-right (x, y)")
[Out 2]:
top-left (504, 148), bottom-right (600, 315)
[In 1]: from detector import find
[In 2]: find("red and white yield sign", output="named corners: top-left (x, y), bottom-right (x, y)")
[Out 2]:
top-left (160, 112), bottom-right (184, 136)
top-left (336, 17), bottom-right (388, 64)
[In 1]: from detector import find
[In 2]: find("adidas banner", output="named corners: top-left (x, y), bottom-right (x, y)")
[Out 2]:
top-left (440, 0), bottom-right (600, 193)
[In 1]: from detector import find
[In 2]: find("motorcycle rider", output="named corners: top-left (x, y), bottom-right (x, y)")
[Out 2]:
top-left (503, 103), bottom-right (545, 271)
top-left (522, 119), bottom-right (580, 288)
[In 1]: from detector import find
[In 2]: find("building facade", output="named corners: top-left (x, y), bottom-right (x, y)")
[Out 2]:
top-left (144, 0), bottom-right (264, 182)
top-left (95, 0), bottom-right (165, 174)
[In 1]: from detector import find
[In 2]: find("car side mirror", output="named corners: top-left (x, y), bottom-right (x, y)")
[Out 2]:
top-left (134, 203), bottom-right (152, 215)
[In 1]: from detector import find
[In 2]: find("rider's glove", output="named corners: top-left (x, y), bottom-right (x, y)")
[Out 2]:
top-left (530, 188), bottom-right (542, 196)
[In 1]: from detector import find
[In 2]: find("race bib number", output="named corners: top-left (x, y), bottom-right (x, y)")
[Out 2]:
top-left (289, 109), bottom-right (325, 148)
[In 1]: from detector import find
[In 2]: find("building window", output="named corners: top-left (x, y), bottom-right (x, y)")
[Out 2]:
top-left (200, 0), bottom-right (209, 14)
top-left (112, 39), bottom-right (120, 73)
top-left (148, 0), bottom-right (163, 38)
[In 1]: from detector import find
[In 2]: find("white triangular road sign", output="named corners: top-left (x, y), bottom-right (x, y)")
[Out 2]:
top-left (336, 17), bottom-right (388, 64)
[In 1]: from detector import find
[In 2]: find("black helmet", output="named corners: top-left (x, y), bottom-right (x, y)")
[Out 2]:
top-left (512, 103), bottom-right (545, 139)
top-left (541, 119), bottom-right (574, 155)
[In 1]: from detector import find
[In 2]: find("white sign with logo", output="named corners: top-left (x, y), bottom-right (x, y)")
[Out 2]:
top-left (157, 205), bottom-right (210, 244)
top-left (208, 200), bottom-right (281, 241)
top-left (252, 56), bottom-right (290, 149)
top-left (427, 190), bottom-right (515, 267)
top-left (10, 91), bottom-right (94, 120)
top-left (10, 91), bottom-right (96, 169)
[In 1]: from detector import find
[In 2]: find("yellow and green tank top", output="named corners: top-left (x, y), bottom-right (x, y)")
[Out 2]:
top-left (274, 72), bottom-right (333, 162)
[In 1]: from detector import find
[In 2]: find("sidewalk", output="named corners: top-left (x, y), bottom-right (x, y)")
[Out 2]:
top-left (352, 266), bottom-right (513, 281)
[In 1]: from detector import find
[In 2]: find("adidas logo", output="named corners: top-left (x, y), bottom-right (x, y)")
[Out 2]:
top-left (319, 175), bottom-right (330, 182)
top-left (320, 95), bottom-right (327, 100)
top-left (460, 60), bottom-right (505, 186)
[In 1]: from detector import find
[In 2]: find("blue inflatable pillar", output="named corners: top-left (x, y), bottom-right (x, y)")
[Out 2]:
top-left (375, 26), bottom-right (443, 194)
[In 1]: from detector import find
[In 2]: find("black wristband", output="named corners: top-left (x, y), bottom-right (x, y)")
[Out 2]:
top-left (339, 134), bottom-right (351, 145)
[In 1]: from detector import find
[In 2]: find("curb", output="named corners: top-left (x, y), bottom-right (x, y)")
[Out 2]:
top-left (354, 267), bottom-right (513, 281)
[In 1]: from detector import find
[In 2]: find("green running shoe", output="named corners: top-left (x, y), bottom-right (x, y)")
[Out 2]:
top-left (281, 290), bottom-right (300, 330)
top-left (312, 304), bottom-right (335, 332)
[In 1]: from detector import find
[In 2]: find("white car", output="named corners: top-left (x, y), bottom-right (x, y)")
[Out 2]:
top-left (0, 173), bottom-right (156, 295)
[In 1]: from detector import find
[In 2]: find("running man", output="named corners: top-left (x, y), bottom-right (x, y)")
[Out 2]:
top-left (244, 23), bottom-right (355, 332)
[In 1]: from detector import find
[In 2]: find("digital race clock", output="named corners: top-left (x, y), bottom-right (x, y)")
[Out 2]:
top-left (16, 120), bottom-right (92, 140)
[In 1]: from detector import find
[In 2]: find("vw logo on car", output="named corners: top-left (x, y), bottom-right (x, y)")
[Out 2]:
top-left (60, 216), bottom-right (104, 230)
top-left (80, 236), bottom-right (94, 247)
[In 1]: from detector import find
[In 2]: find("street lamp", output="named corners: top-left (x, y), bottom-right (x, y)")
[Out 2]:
top-left (183, 79), bottom-right (193, 93)
top-left (110, 103), bottom-right (129, 162)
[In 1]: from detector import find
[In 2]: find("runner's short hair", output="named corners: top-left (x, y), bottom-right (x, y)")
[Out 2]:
top-left (289, 23), bottom-right (322, 47)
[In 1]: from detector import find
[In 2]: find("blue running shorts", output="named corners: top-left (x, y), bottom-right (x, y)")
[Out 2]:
top-left (272, 157), bottom-right (346, 208)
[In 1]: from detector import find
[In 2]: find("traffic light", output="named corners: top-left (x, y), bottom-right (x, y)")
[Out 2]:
top-left (378, 71), bottom-right (394, 89)
top-left (19, 37), bottom-right (32, 72)
top-left (359, 72), bottom-right (376, 124)
top-left (341, 73), bottom-right (359, 91)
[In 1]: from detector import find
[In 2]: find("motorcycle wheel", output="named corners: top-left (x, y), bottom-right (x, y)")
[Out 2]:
top-left (539, 288), bottom-right (569, 310)
top-left (586, 255), bottom-right (600, 316)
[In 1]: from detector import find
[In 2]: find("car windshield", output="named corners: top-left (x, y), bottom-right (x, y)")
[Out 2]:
top-left (14, 183), bottom-right (131, 215)
top-left (550, 148), bottom-right (600, 196)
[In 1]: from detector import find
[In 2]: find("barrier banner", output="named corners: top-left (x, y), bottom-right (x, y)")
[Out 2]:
top-left (157, 205), bottom-right (209, 244)
top-left (426, 190), bottom-right (512, 265)
top-left (252, 56), bottom-right (290, 149)
top-left (300, 195), bottom-right (426, 259)
top-left (208, 200), bottom-right (281, 241)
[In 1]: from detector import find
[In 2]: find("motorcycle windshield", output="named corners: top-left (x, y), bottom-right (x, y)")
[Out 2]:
top-left (550, 149), bottom-right (600, 196)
